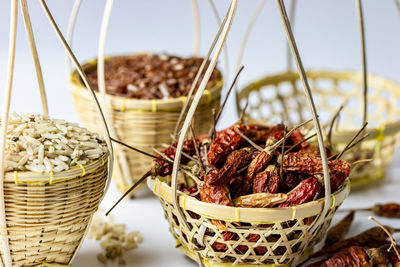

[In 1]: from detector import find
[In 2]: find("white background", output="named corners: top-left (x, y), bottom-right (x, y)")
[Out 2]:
top-left (0, 0), bottom-right (400, 266)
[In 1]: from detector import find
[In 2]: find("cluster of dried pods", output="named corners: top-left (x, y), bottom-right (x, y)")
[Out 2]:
top-left (308, 210), bottom-right (400, 267)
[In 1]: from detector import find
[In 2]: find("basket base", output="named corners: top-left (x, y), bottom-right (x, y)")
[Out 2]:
top-left (178, 244), bottom-right (314, 267)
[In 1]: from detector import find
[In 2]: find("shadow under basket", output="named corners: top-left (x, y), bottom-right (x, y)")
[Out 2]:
top-left (237, 70), bottom-right (400, 187)
top-left (69, 56), bottom-right (222, 195)
top-left (0, 154), bottom-right (108, 266)
top-left (148, 178), bottom-right (349, 266)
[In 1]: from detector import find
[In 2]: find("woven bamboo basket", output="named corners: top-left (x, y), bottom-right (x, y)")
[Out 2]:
top-left (145, 1), bottom-right (349, 266)
top-left (69, 56), bottom-right (222, 194)
top-left (0, 154), bottom-right (109, 266)
top-left (236, 70), bottom-right (400, 187)
top-left (148, 178), bottom-right (349, 266)
top-left (0, 1), bottom-right (114, 265)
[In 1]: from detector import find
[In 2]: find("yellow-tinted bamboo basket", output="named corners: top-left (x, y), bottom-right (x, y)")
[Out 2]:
top-left (69, 55), bottom-right (222, 194)
top-left (145, 0), bottom-right (349, 265)
top-left (148, 178), bottom-right (349, 266)
top-left (237, 70), bottom-right (400, 187)
top-left (0, 154), bottom-right (108, 266)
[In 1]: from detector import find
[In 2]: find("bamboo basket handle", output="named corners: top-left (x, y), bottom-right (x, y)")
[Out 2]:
top-left (234, 0), bottom-right (266, 114)
top-left (192, 0), bottom-right (200, 56)
top-left (173, 4), bottom-right (231, 140)
top-left (207, 0), bottom-right (230, 92)
top-left (171, 1), bottom-right (238, 266)
top-left (395, 0), bottom-right (400, 13)
top-left (0, 1), bottom-right (18, 265)
top-left (356, 0), bottom-right (368, 125)
top-left (20, 0), bottom-right (49, 116)
top-left (40, 0), bottom-right (114, 199)
top-left (65, 0), bottom-right (82, 81)
top-left (286, 0), bottom-right (296, 71)
top-left (97, 0), bottom-right (132, 189)
top-left (39, 1), bottom-right (115, 263)
top-left (275, 0), bottom-right (331, 244)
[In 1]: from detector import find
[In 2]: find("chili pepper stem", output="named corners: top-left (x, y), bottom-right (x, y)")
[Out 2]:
top-left (111, 137), bottom-right (171, 164)
top-left (327, 103), bottom-right (346, 149)
top-left (285, 133), bottom-right (317, 154)
top-left (234, 128), bottom-right (263, 151)
top-left (190, 123), bottom-right (206, 175)
top-left (239, 99), bottom-right (249, 123)
top-left (215, 65), bottom-right (244, 123)
top-left (106, 169), bottom-right (154, 216)
top-left (162, 144), bottom-right (199, 164)
top-left (351, 158), bottom-right (372, 167)
top-left (368, 216), bottom-right (400, 260)
top-left (329, 133), bottom-right (369, 160)
top-left (280, 126), bottom-right (287, 179)
top-left (334, 122), bottom-right (368, 160)
top-left (267, 118), bottom-right (313, 153)
top-left (208, 66), bottom-right (245, 139)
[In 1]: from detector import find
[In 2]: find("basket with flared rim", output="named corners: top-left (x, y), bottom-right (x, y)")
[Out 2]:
top-left (67, 0), bottom-right (223, 195)
top-left (235, 1), bottom-right (400, 188)
top-left (0, 1), bottom-right (114, 266)
top-left (146, 1), bottom-right (349, 266)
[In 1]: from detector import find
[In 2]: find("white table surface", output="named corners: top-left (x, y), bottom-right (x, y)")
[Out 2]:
top-left (74, 150), bottom-right (400, 267)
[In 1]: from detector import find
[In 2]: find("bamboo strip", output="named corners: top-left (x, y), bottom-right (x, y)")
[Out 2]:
top-left (191, 0), bottom-right (200, 57)
top-left (65, 0), bottom-right (82, 82)
top-left (20, 0), bottom-right (49, 116)
top-left (0, 1), bottom-right (18, 265)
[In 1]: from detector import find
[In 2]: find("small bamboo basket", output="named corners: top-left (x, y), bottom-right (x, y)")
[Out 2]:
top-left (0, 1), bottom-right (114, 265)
top-left (147, 1), bottom-right (349, 266)
top-left (1, 154), bottom-right (109, 266)
top-left (69, 56), bottom-right (222, 194)
top-left (235, 1), bottom-right (400, 187)
top-left (237, 70), bottom-right (400, 187)
top-left (149, 178), bottom-right (349, 266)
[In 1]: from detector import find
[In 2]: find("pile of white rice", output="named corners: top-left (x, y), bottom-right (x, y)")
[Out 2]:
top-left (4, 113), bottom-right (107, 173)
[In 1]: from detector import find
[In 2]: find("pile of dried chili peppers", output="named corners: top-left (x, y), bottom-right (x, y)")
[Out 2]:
top-left (154, 121), bottom-right (350, 211)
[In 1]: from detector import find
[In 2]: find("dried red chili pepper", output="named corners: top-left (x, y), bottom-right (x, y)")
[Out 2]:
top-left (200, 183), bottom-right (232, 206)
top-left (313, 226), bottom-right (394, 258)
top-left (154, 139), bottom-right (197, 176)
top-left (278, 176), bottom-right (322, 208)
top-left (300, 144), bottom-right (332, 158)
top-left (307, 246), bottom-right (372, 267)
top-left (253, 167), bottom-right (282, 194)
top-left (389, 246), bottom-right (400, 267)
top-left (244, 124), bottom-right (270, 144)
top-left (228, 175), bottom-right (244, 199)
top-left (283, 171), bottom-right (310, 192)
top-left (283, 151), bottom-right (350, 191)
top-left (206, 148), bottom-right (252, 186)
top-left (371, 203), bottom-right (400, 218)
top-left (208, 123), bottom-right (247, 166)
top-left (324, 211), bottom-right (355, 248)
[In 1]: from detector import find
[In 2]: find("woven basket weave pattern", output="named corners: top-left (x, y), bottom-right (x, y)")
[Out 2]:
top-left (70, 59), bottom-right (221, 193)
top-left (237, 70), bottom-right (400, 186)
top-left (0, 157), bottom-right (108, 266)
top-left (150, 178), bottom-right (348, 266)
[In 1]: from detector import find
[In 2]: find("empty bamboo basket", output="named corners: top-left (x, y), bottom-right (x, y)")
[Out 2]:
top-left (0, 154), bottom-right (109, 266)
top-left (237, 70), bottom-right (400, 187)
top-left (69, 56), bottom-right (222, 194)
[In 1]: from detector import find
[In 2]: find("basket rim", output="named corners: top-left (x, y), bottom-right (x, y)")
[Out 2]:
top-left (3, 152), bottom-right (108, 184)
top-left (237, 69), bottom-right (400, 143)
top-left (70, 53), bottom-right (223, 112)
top-left (148, 177), bottom-right (349, 223)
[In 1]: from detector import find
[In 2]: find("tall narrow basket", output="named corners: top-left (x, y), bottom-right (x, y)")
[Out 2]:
top-left (237, 70), bottom-right (400, 187)
top-left (69, 57), bottom-right (222, 194)
top-left (0, 1), bottom-right (114, 265)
